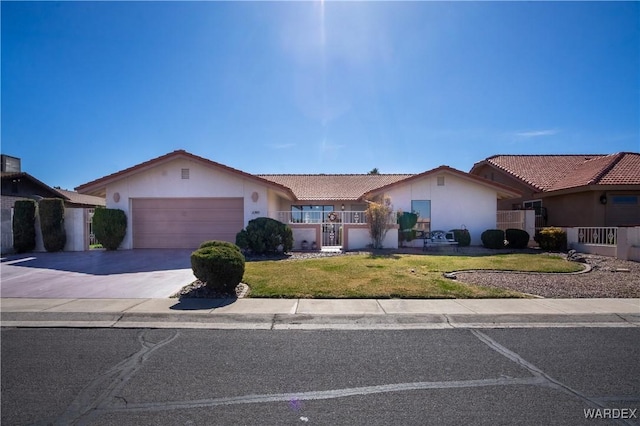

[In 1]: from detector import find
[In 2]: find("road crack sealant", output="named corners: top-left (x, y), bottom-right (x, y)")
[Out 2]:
top-left (470, 329), bottom-right (637, 426)
top-left (50, 328), bottom-right (636, 425)
top-left (52, 329), bottom-right (179, 425)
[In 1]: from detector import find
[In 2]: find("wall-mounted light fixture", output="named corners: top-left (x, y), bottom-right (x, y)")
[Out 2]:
top-left (599, 194), bottom-right (607, 205)
top-left (341, 203), bottom-right (345, 211)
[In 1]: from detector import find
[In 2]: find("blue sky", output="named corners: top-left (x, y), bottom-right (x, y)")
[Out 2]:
top-left (2, 1), bottom-right (638, 191)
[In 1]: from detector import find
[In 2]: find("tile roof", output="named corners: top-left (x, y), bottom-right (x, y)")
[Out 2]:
top-left (473, 153), bottom-right (640, 192)
top-left (76, 150), bottom-right (296, 198)
top-left (55, 189), bottom-right (106, 207)
top-left (258, 174), bottom-right (414, 201)
top-left (1, 171), bottom-right (69, 199)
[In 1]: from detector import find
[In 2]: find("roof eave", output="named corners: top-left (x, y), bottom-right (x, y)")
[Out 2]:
top-left (75, 150), bottom-right (298, 199)
top-left (363, 166), bottom-right (521, 200)
top-left (537, 184), bottom-right (640, 198)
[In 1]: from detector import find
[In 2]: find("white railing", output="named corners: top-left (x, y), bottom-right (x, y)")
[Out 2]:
top-left (497, 210), bottom-right (525, 231)
top-left (275, 211), bottom-right (369, 224)
top-left (577, 227), bottom-right (618, 246)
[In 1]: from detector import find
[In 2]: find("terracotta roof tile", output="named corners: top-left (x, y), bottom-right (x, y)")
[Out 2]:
top-left (597, 153), bottom-right (640, 185)
top-left (478, 153), bottom-right (640, 192)
top-left (258, 174), bottom-right (414, 201)
top-left (55, 189), bottom-right (106, 207)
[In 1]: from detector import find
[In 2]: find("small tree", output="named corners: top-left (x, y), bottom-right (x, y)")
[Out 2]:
top-left (38, 198), bottom-right (66, 252)
top-left (13, 200), bottom-right (37, 253)
top-left (366, 197), bottom-right (393, 249)
top-left (93, 208), bottom-right (127, 250)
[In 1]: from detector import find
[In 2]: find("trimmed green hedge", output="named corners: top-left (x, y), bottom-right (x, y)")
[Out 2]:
top-left (236, 217), bottom-right (293, 254)
top-left (38, 198), bottom-right (66, 252)
top-left (93, 208), bottom-right (127, 250)
top-left (190, 245), bottom-right (245, 294)
top-left (535, 227), bottom-right (567, 251)
top-left (481, 229), bottom-right (505, 249)
top-left (13, 200), bottom-right (37, 253)
top-left (505, 228), bottom-right (530, 249)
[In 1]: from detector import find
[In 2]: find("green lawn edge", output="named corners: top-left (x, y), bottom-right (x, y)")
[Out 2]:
top-left (242, 253), bottom-right (582, 299)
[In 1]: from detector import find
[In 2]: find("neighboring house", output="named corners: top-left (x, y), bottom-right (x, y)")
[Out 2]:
top-left (469, 153), bottom-right (640, 228)
top-left (1, 154), bottom-right (106, 253)
top-left (75, 150), bottom-right (519, 250)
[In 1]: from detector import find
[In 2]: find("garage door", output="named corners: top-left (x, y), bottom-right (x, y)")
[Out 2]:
top-left (132, 198), bottom-right (244, 249)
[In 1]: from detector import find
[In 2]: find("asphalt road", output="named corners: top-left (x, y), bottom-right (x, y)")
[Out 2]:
top-left (2, 327), bottom-right (639, 426)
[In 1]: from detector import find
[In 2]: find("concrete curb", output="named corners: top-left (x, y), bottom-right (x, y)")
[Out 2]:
top-left (2, 311), bottom-right (638, 330)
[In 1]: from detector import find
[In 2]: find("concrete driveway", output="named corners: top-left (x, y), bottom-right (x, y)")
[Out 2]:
top-left (0, 249), bottom-right (196, 298)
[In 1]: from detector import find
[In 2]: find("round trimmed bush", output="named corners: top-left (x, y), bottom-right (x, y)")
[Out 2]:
top-left (235, 217), bottom-right (293, 255)
top-left (190, 245), bottom-right (245, 294)
top-left (505, 228), bottom-right (530, 249)
top-left (199, 240), bottom-right (242, 252)
top-left (450, 228), bottom-right (471, 247)
top-left (535, 227), bottom-right (567, 251)
top-left (481, 229), bottom-right (505, 249)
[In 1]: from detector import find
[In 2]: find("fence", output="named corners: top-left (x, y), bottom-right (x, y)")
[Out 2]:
top-left (566, 226), bottom-right (639, 261)
top-left (497, 210), bottom-right (525, 231)
top-left (497, 210), bottom-right (536, 243)
top-left (576, 227), bottom-right (618, 246)
top-left (274, 211), bottom-right (394, 225)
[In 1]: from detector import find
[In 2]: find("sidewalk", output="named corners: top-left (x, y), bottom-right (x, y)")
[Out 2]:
top-left (2, 297), bottom-right (638, 329)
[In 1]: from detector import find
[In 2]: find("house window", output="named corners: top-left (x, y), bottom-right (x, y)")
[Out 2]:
top-left (437, 176), bottom-right (445, 186)
top-left (612, 196), bottom-right (638, 205)
top-left (411, 200), bottom-right (431, 232)
top-left (181, 168), bottom-right (190, 179)
top-left (291, 205), bottom-right (334, 223)
top-left (523, 200), bottom-right (542, 210)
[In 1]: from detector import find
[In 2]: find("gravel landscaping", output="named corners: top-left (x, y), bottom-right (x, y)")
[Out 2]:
top-left (453, 253), bottom-right (640, 298)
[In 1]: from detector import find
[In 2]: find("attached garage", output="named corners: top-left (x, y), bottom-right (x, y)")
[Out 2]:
top-left (132, 198), bottom-right (244, 249)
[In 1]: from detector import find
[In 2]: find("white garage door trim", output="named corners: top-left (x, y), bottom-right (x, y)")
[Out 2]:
top-left (132, 197), bottom-right (244, 249)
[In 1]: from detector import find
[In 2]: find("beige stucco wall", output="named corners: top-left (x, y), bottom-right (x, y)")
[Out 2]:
top-left (384, 172), bottom-right (498, 246)
top-left (104, 157), bottom-right (273, 249)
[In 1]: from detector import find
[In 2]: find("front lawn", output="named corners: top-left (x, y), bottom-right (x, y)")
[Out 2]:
top-left (243, 253), bottom-right (583, 299)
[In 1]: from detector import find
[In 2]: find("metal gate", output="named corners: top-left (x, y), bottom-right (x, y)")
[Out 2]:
top-left (322, 212), bottom-right (342, 248)
top-left (85, 208), bottom-right (99, 249)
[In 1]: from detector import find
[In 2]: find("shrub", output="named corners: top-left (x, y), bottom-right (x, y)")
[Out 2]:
top-left (235, 217), bottom-right (293, 254)
top-left (397, 212), bottom-right (418, 245)
top-left (450, 228), bottom-right (471, 247)
top-left (38, 198), bottom-right (66, 252)
top-left (93, 208), bottom-right (127, 250)
top-left (535, 227), bottom-right (567, 251)
top-left (481, 229), bottom-right (505, 249)
top-left (505, 228), bottom-right (530, 249)
top-left (199, 240), bottom-right (242, 252)
top-left (366, 198), bottom-right (393, 249)
top-left (190, 245), bottom-right (245, 294)
top-left (12, 200), bottom-right (37, 253)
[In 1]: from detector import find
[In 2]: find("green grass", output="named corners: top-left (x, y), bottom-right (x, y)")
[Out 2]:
top-left (243, 253), bottom-right (583, 299)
